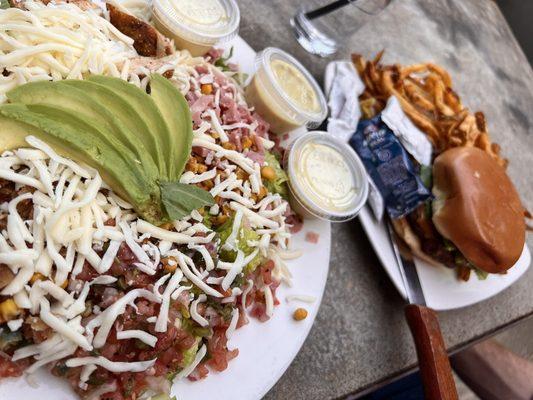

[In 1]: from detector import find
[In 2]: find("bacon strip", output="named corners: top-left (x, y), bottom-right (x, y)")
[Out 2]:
top-left (107, 3), bottom-right (172, 58)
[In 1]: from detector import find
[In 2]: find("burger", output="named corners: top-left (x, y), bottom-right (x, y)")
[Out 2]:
top-left (392, 146), bottom-right (526, 280)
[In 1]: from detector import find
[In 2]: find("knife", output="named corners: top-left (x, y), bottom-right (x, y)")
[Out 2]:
top-left (386, 222), bottom-right (459, 400)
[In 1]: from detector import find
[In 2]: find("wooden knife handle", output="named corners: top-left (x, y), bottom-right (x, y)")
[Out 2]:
top-left (405, 304), bottom-right (458, 400)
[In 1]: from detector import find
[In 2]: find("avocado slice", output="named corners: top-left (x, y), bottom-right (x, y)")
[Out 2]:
top-left (23, 103), bottom-right (149, 185)
top-left (7, 81), bottom-right (159, 181)
top-left (149, 74), bottom-right (192, 181)
top-left (54, 80), bottom-right (162, 177)
top-left (0, 104), bottom-right (163, 222)
top-left (87, 75), bottom-right (170, 179)
top-left (0, 114), bottom-right (45, 151)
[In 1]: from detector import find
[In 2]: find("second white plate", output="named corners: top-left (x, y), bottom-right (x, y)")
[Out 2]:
top-left (359, 205), bottom-right (531, 310)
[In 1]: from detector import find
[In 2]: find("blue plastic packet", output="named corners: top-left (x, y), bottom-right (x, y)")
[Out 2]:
top-left (349, 114), bottom-right (432, 219)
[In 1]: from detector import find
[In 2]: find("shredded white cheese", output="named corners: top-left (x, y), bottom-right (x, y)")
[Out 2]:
top-left (116, 330), bottom-right (158, 347)
top-left (66, 356), bottom-right (157, 373)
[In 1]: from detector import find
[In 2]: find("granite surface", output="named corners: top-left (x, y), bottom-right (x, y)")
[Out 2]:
top-left (235, 0), bottom-right (533, 399)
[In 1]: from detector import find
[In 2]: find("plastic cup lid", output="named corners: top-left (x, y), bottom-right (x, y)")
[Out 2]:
top-left (284, 131), bottom-right (369, 222)
top-left (255, 47), bottom-right (328, 128)
top-left (152, 0), bottom-right (240, 45)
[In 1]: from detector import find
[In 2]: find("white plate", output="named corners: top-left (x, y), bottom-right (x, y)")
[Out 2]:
top-left (0, 37), bottom-right (332, 400)
top-left (174, 36), bottom-right (332, 400)
top-left (359, 205), bottom-right (531, 310)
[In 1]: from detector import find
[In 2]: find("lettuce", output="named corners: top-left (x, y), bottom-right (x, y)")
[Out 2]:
top-left (180, 337), bottom-right (201, 368)
top-left (217, 217), bottom-right (263, 274)
top-left (474, 268), bottom-right (489, 280)
top-left (263, 152), bottom-right (289, 199)
top-left (166, 336), bottom-right (201, 382)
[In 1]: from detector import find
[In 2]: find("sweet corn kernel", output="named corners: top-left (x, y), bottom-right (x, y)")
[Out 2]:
top-left (293, 308), bottom-right (308, 321)
top-left (222, 142), bottom-right (236, 151)
top-left (201, 83), bottom-right (213, 95)
top-left (258, 186), bottom-right (268, 200)
top-left (242, 136), bottom-right (253, 149)
top-left (213, 214), bottom-right (228, 226)
top-left (261, 166), bottom-right (276, 181)
top-left (197, 163), bottom-right (208, 173)
top-left (0, 299), bottom-right (20, 322)
top-left (159, 222), bottom-right (174, 230)
top-left (30, 272), bottom-right (45, 284)
top-left (235, 167), bottom-right (248, 181)
top-left (162, 257), bottom-right (178, 273)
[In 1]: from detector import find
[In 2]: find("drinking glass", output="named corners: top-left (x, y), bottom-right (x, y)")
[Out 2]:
top-left (290, 0), bottom-right (392, 57)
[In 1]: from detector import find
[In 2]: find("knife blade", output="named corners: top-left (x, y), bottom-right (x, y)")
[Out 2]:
top-left (386, 222), bottom-right (426, 306)
top-left (386, 220), bottom-right (458, 400)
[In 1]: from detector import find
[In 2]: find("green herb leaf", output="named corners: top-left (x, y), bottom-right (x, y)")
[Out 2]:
top-left (160, 181), bottom-right (215, 220)
top-left (0, 0), bottom-right (9, 9)
top-left (214, 47), bottom-right (234, 71)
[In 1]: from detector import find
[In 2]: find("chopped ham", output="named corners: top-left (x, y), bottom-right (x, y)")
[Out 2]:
top-left (220, 96), bottom-right (240, 124)
top-left (246, 151), bottom-right (264, 165)
top-left (195, 65), bottom-right (210, 75)
top-left (252, 114), bottom-right (270, 138)
top-left (190, 95), bottom-right (214, 125)
top-left (205, 48), bottom-right (225, 63)
top-left (192, 147), bottom-right (210, 158)
top-left (252, 135), bottom-right (265, 153)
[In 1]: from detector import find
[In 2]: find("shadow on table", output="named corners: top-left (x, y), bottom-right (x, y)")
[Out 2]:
top-left (355, 372), bottom-right (424, 400)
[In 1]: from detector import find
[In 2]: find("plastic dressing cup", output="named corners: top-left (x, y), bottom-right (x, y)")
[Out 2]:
top-left (245, 47), bottom-right (327, 134)
top-left (152, 0), bottom-right (240, 56)
top-left (284, 131), bottom-right (368, 222)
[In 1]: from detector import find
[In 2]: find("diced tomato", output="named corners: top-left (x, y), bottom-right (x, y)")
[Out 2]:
top-left (260, 260), bottom-right (274, 285)
top-left (206, 328), bottom-right (239, 372)
top-left (104, 218), bottom-right (116, 226)
top-left (236, 306), bottom-right (249, 329)
top-left (250, 302), bottom-right (269, 322)
top-left (76, 262), bottom-right (99, 282)
top-left (117, 372), bottom-right (147, 398)
top-left (100, 391), bottom-right (125, 400)
top-left (0, 357), bottom-right (29, 378)
top-left (100, 342), bottom-right (120, 360)
top-left (116, 243), bottom-right (136, 262)
top-left (154, 324), bottom-right (177, 351)
top-left (175, 329), bottom-right (196, 351)
top-left (286, 212), bottom-right (304, 234)
top-left (305, 231), bottom-right (320, 244)
top-left (188, 362), bottom-right (209, 381)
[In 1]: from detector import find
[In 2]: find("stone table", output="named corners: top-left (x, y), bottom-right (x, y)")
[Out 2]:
top-left (236, 0), bottom-right (533, 399)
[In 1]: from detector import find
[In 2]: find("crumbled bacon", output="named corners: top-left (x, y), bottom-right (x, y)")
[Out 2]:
top-left (107, 4), bottom-right (172, 57)
top-left (0, 264), bottom-right (14, 290)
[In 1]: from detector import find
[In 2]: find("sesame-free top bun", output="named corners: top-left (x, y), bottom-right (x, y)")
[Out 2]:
top-left (432, 147), bottom-right (525, 273)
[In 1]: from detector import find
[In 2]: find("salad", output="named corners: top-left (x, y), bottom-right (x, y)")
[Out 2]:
top-left (0, 1), bottom-right (302, 399)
